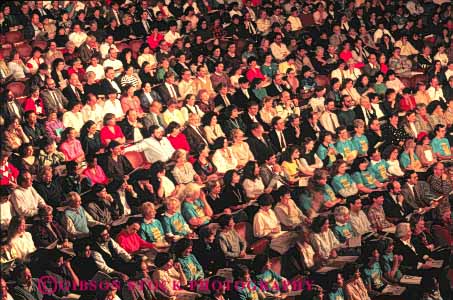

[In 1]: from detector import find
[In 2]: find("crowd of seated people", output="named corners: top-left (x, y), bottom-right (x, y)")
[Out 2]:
top-left (0, 0), bottom-right (453, 300)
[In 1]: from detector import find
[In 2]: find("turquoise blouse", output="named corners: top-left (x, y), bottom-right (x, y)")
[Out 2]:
top-left (333, 222), bottom-right (354, 243)
top-left (332, 174), bottom-right (356, 194)
top-left (162, 212), bottom-right (191, 236)
top-left (181, 199), bottom-right (209, 226)
top-left (352, 134), bottom-right (369, 156)
top-left (328, 288), bottom-right (345, 300)
top-left (399, 152), bottom-right (421, 169)
top-left (178, 253), bottom-right (204, 281)
top-left (352, 170), bottom-right (377, 189)
top-left (139, 219), bottom-right (165, 243)
top-left (431, 137), bottom-right (451, 156)
top-left (335, 139), bottom-right (356, 159)
top-left (381, 252), bottom-right (403, 282)
top-left (255, 269), bottom-right (286, 294)
top-left (369, 160), bottom-right (389, 183)
top-left (363, 262), bottom-right (385, 290)
top-left (317, 143), bottom-right (336, 167)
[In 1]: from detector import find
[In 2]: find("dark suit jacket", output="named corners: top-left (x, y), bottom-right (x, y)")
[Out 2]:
top-left (246, 135), bottom-right (275, 164)
top-left (284, 125), bottom-right (302, 146)
top-left (79, 43), bottom-right (102, 64)
top-left (40, 89), bottom-right (69, 112)
top-left (30, 74), bottom-right (48, 90)
top-left (63, 85), bottom-right (85, 105)
top-left (361, 63), bottom-right (381, 78)
top-left (268, 129), bottom-right (289, 153)
top-left (118, 119), bottom-right (148, 142)
top-left (266, 83), bottom-right (288, 97)
top-left (393, 238), bottom-right (425, 271)
top-left (300, 120), bottom-right (323, 141)
top-left (232, 88), bottom-right (259, 110)
top-left (401, 181), bottom-right (436, 210)
top-left (139, 91), bottom-right (162, 112)
top-left (241, 112), bottom-right (269, 132)
top-left (157, 83), bottom-right (181, 105)
top-left (353, 105), bottom-right (376, 125)
top-left (1, 100), bottom-right (24, 123)
top-left (213, 93), bottom-right (233, 111)
top-left (382, 192), bottom-right (413, 221)
top-left (133, 20), bottom-right (153, 37)
top-left (99, 78), bottom-right (121, 95)
top-left (183, 125), bottom-right (208, 154)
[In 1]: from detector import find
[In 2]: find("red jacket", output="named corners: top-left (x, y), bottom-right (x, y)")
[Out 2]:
top-left (116, 230), bottom-right (155, 254)
top-left (399, 96), bottom-right (416, 112)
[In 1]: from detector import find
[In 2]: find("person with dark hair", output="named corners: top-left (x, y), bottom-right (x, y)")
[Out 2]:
top-left (71, 238), bottom-right (99, 282)
top-left (310, 215), bottom-right (340, 260)
top-left (367, 191), bottom-right (394, 231)
top-left (229, 264), bottom-right (266, 300)
top-left (351, 157), bottom-right (384, 194)
top-left (431, 124), bottom-right (453, 160)
top-left (152, 251), bottom-right (188, 299)
top-left (274, 185), bottom-right (308, 230)
top-left (217, 213), bottom-right (247, 261)
top-left (115, 217), bottom-right (155, 254)
top-left (401, 170), bottom-right (437, 213)
top-left (59, 127), bottom-right (85, 162)
top-left (253, 193), bottom-right (298, 254)
top-left (79, 120), bottom-right (102, 156)
top-left (11, 171), bottom-right (46, 218)
top-left (11, 263), bottom-right (49, 300)
top-left (335, 125), bottom-right (358, 163)
top-left (22, 110), bottom-right (48, 147)
top-left (362, 245), bottom-right (388, 293)
top-left (90, 224), bottom-right (135, 281)
top-left (253, 254), bottom-right (290, 296)
top-left (174, 238), bottom-right (204, 281)
top-left (343, 263), bottom-right (371, 300)
top-left (212, 137), bottom-right (237, 173)
top-left (242, 160), bottom-right (269, 199)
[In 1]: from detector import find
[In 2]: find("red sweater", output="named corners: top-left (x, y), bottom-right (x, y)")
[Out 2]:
top-left (116, 230), bottom-right (155, 253)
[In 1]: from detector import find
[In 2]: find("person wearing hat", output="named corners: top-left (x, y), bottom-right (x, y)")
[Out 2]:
top-left (253, 193), bottom-right (298, 255)
top-left (152, 252), bottom-right (188, 298)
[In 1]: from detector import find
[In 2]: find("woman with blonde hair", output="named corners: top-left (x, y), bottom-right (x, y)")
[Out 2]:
top-left (3, 117), bottom-right (30, 151)
top-left (259, 96), bottom-right (278, 127)
top-left (230, 129), bottom-right (254, 168)
top-left (139, 202), bottom-right (168, 247)
top-left (171, 149), bottom-right (202, 185)
top-left (162, 197), bottom-right (193, 240)
top-left (181, 183), bottom-right (213, 228)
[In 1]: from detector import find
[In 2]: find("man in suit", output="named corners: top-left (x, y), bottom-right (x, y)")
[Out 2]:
top-left (30, 63), bottom-right (49, 90)
top-left (63, 73), bottom-right (85, 106)
top-left (247, 123), bottom-right (275, 164)
top-left (232, 77), bottom-right (259, 110)
top-left (142, 101), bottom-right (164, 132)
top-left (134, 10), bottom-right (153, 38)
top-left (213, 83), bottom-right (233, 112)
top-left (139, 82), bottom-right (162, 112)
top-left (268, 116), bottom-right (289, 154)
top-left (157, 72), bottom-right (180, 105)
top-left (183, 113), bottom-right (209, 155)
top-left (1, 89), bottom-right (23, 124)
top-left (41, 78), bottom-right (68, 114)
top-left (353, 96), bottom-right (376, 127)
top-left (79, 36), bottom-right (102, 65)
top-left (319, 98), bottom-right (340, 134)
top-left (361, 53), bottom-right (380, 78)
top-left (241, 101), bottom-right (268, 132)
top-left (401, 170), bottom-right (437, 213)
top-left (266, 73), bottom-right (289, 97)
top-left (383, 180), bottom-right (413, 223)
top-left (100, 67), bottom-right (122, 95)
top-left (260, 153), bottom-right (287, 191)
top-left (106, 1), bottom-right (124, 26)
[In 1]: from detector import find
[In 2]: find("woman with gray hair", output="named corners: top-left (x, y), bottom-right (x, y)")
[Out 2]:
top-left (30, 205), bottom-right (70, 248)
top-left (393, 222), bottom-right (434, 271)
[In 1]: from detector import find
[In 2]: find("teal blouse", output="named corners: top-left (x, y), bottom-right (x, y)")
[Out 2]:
top-left (352, 170), bottom-right (377, 189)
top-left (352, 134), bottom-right (369, 156)
top-left (381, 252), bottom-right (403, 282)
top-left (261, 63), bottom-right (278, 78)
top-left (255, 269), bottom-right (286, 294)
top-left (335, 139), bottom-right (356, 159)
top-left (178, 254), bottom-right (204, 281)
top-left (333, 222), bottom-right (354, 243)
top-left (369, 160), bottom-right (389, 183)
top-left (162, 212), bottom-right (191, 236)
top-left (139, 219), bottom-right (165, 243)
top-left (332, 174), bottom-right (356, 194)
top-left (431, 137), bottom-right (451, 156)
top-left (399, 152), bottom-right (421, 169)
top-left (374, 83), bottom-right (387, 96)
top-left (181, 199), bottom-right (209, 226)
top-left (234, 280), bottom-right (263, 300)
top-left (317, 143), bottom-right (336, 167)
top-left (363, 262), bottom-right (385, 290)
top-left (329, 288), bottom-right (345, 300)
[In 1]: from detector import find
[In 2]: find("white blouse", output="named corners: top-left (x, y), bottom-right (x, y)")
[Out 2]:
top-left (310, 229), bottom-right (340, 259)
top-left (10, 232), bottom-right (36, 260)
